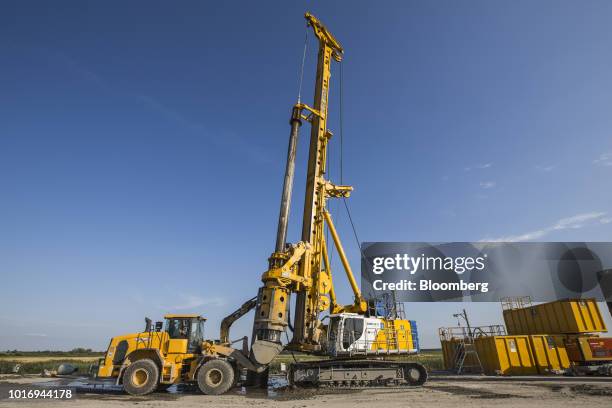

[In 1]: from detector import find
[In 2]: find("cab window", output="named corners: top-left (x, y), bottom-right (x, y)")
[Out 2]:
top-left (188, 320), bottom-right (204, 352)
top-left (342, 318), bottom-right (364, 349)
top-left (166, 319), bottom-right (190, 339)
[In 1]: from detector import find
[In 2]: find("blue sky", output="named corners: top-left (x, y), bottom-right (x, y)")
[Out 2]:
top-left (1, 1), bottom-right (612, 350)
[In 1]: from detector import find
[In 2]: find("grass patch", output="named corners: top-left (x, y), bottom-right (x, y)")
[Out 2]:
top-left (0, 349), bottom-right (103, 358)
top-left (0, 356), bottom-right (101, 363)
top-left (0, 359), bottom-right (97, 375)
top-left (385, 351), bottom-right (444, 371)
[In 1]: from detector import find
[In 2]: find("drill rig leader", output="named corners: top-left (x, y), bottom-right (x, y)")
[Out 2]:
top-left (96, 13), bottom-right (427, 395)
top-left (208, 11), bottom-right (427, 391)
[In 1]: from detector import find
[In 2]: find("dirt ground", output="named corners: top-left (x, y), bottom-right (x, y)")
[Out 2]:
top-left (1, 375), bottom-right (611, 408)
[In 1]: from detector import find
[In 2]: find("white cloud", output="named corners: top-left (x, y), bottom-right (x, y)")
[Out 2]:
top-left (593, 153), bottom-right (612, 166)
top-left (483, 211), bottom-right (608, 242)
top-left (552, 212), bottom-right (607, 230)
top-left (23, 333), bottom-right (48, 337)
top-left (480, 181), bottom-right (496, 189)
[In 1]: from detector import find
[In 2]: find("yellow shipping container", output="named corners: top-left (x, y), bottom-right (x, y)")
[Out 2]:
top-left (503, 299), bottom-right (607, 335)
top-left (474, 335), bottom-right (537, 375)
top-left (440, 339), bottom-right (456, 370)
top-left (528, 335), bottom-right (570, 374)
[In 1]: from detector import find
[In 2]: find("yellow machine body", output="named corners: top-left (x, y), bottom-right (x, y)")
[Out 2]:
top-left (96, 315), bottom-right (206, 386)
top-left (372, 318), bottom-right (418, 352)
top-left (326, 314), bottom-right (419, 356)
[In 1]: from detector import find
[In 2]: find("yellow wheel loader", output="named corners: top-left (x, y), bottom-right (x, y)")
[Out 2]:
top-left (95, 314), bottom-right (240, 395)
top-left (97, 13), bottom-right (427, 396)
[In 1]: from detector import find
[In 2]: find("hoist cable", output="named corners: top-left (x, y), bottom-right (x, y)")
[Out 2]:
top-left (338, 60), bottom-right (369, 266)
top-left (339, 60), bottom-right (344, 185)
top-left (343, 198), bottom-right (367, 264)
top-left (296, 25), bottom-right (309, 103)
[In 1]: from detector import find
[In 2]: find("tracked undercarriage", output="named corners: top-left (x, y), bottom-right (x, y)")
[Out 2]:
top-left (288, 359), bottom-right (428, 388)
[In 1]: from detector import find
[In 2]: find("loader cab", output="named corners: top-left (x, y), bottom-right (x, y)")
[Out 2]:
top-left (163, 314), bottom-right (206, 354)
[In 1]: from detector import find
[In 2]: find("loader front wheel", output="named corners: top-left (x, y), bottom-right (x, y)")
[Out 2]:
top-left (123, 359), bottom-right (159, 395)
top-left (197, 360), bottom-right (235, 395)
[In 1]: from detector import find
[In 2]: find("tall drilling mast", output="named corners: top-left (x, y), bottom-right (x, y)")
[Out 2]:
top-left (207, 14), bottom-right (427, 391)
top-left (291, 13), bottom-right (358, 350)
top-left (249, 13), bottom-right (366, 365)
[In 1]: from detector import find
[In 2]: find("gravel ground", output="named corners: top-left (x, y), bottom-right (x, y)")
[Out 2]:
top-left (1, 374), bottom-right (611, 408)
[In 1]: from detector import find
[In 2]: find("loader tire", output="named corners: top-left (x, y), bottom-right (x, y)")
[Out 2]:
top-left (197, 360), bottom-right (235, 395)
top-left (123, 359), bottom-right (159, 395)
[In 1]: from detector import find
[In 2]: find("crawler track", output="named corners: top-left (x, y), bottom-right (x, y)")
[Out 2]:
top-left (288, 359), bottom-right (427, 388)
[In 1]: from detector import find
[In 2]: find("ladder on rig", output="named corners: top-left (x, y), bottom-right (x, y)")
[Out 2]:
top-left (385, 327), bottom-right (398, 350)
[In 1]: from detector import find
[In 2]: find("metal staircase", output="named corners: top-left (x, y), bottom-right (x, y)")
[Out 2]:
top-left (452, 339), bottom-right (483, 374)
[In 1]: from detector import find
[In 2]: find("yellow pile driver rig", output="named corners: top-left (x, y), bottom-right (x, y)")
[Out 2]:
top-left (95, 13), bottom-right (427, 395)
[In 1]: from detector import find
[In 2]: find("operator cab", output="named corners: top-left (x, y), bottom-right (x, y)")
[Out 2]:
top-left (163, 314), bottom-right (206, 353)
top-left (327, 313), bottom-right (368, 355)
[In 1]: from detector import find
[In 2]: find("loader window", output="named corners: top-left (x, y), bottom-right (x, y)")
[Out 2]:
top-left (342, 318), bottom-right (364, 350)
top-left (112, 340), bottom-right (128, 365)
top-left (166, 319), bottom-right (190, 339)
top-left (188, 320), bottom-right (204, 352)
